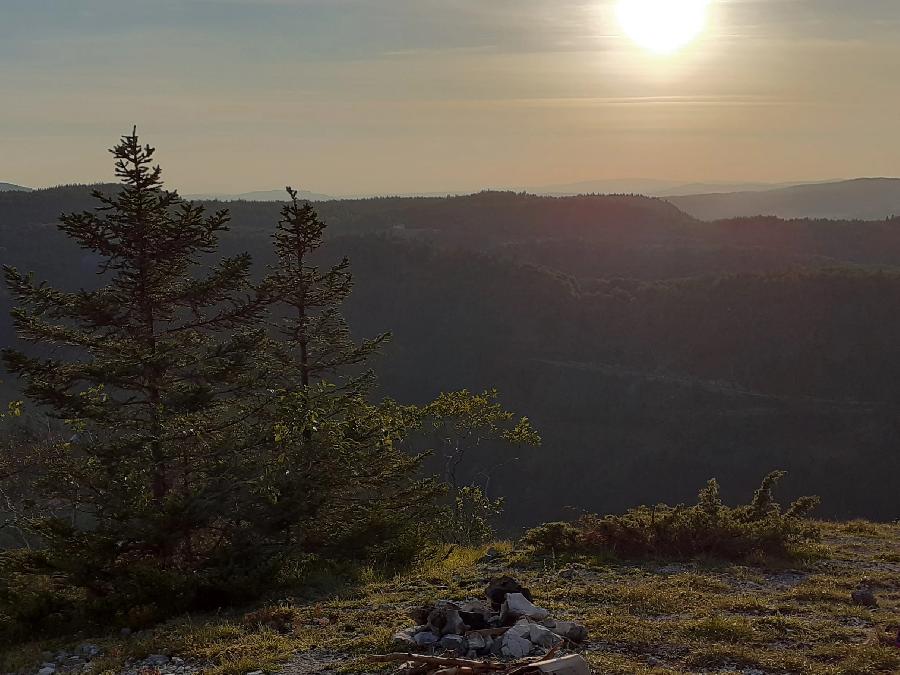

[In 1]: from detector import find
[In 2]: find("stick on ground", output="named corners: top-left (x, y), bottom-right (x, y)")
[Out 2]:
top-left (371, 653), bottom-right (509, 671)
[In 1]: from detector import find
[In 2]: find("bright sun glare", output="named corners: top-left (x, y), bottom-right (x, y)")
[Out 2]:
top-left (617, 0), bottom-right (710, 55)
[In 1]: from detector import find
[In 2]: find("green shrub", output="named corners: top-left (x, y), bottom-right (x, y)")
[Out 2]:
top-left (440, 485), bottom-right (505, 546)
top-left (520, 520), bottom-right (583, 552)
top-left (522, 472), bottom-right (820, 561)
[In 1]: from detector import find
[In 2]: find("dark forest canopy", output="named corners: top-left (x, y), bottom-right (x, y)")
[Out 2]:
top-left (2, 186), bottom-right (900, 524)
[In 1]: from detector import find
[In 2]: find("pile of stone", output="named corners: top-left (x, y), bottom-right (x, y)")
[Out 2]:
top-left (393, 577), bottom-right (588, 660)
top-left (26, 647), bottom-right (202, 675)
top-left (118, 654), bottom-right (201, 675)
top-left (30, 644), bottom-right (102, 675)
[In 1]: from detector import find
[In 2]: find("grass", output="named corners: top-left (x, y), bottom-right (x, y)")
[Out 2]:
top-left (1, 523), bottom-right (898, 674)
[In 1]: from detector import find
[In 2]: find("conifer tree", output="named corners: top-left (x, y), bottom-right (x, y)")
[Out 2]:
top-left (2, 130), bottom-right (276, 595)
top-left (270, 187), bottom-right (388, 391)
top-left (241, 189), bottom-right (436, 562)
top-left (0, 134), bottom-right (536, 632)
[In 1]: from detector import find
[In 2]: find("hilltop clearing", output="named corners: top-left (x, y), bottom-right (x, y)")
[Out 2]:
top-left (3, 520), bottom-right (897, 675)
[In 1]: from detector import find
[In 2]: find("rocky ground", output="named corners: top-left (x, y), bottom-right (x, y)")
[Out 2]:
top-left (2, 520), bottom-right (898, 675)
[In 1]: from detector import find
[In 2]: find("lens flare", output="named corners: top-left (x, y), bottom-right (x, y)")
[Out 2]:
top-left (617, 0), bottom-right (710, 55)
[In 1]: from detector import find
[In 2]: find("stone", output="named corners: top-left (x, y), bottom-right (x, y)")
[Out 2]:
top-left (532, 655), bottom-right (592, 675)
top-left (146, 655), bottom-right (171, 666)
top-left (79, 644), bottom-right (102, 658)
top-left (480, 547), bottom-right (501, 563)
top-left (501, 592), bottom-right (550, 622)
top-left (407, 605), bottom-right (433, 625)
top-left (246, 671), bottom-right (265, 675)
top-left (500, 629), bottom-right (533, 658)
top-left (37, 667), bottom-right (55, 675)
top-left (459, 611), bottom-right (489, 630)
top-left (460, 599), bottom-right (491, 613)
top-left (459, 600), bottom-right (492, 630)
top-left (171, 658), bottom-right (185, 666)
top-left (551, 620), bottom-right (589, 642)
top-left (438, 634), bottom-right (467, 655)
top-left (485, 576), bottom-right (533, 610)
top-left (392, 628), bottom-right (419, 649)
top-left (507, 619), bottom-right (533, 638)
top-left (466, 634), bottom-right (493, 656)
top-left (851, 588), bottom-right (878, 607)
top-left (427, 602), bottom-right (467, 636)
top-left (528, 623), bottom-right (563, 649)
top-left (413, 631), bottom-right (440, 648)
top-left (656, 564), bottom-right (686, 575)
top-left (647, 656), bottom-right (662, 668)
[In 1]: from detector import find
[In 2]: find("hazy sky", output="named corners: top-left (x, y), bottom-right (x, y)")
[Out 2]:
top-left (2, 0), bottom-right (899, 194)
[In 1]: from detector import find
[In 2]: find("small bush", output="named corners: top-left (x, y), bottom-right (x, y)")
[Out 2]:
top-left (440, 485), bottom-right (505, 546)
top-left (520, 521), bottom-right (583, 552)
top-left (241, 605), bottom-right (299, 634)
top-left (522, 472), bottom-right (820, 561)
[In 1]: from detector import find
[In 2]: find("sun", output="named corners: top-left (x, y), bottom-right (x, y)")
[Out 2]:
top-left (617, 0), bottom-right (710, 55)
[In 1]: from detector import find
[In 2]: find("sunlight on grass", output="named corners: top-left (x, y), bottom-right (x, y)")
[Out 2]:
top-left (3, 525), bottom-right (898, 675)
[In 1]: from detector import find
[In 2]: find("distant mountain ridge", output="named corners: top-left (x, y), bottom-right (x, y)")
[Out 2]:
top-left (669, 178), bottom-right (900, 221)
top-left (0, 182), bottom-right (31, 192)
top-left (526, 178), bottom-right (797, 197)
top-left (12, 177), bottom-right (900, 221)
top-left (185, 188), bottom-right (334, 202)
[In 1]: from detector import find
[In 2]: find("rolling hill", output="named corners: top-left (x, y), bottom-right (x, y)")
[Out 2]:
top-left (184, 188), bottom-right (335, 202)
top-left (2, 186), bottom-right (900, 524)
top-left (670, 177), bottom-right (900, 221)
top-left (0, 182), bottom-right (30, 192)
top-left (528, 179), bottom-right (794, 197)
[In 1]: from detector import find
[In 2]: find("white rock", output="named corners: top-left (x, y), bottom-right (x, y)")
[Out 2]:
top-left (501, 630), bottom-right (533, 658)
top-left (501, 593), bottom-right (549, 622)
top-left (507, 618), bottom-right (533, 637)
top-left (551, 621), bottom-right (588, 642)
top-left (533, 655), bottom-right (592, 675)
top-left (529, 623), bottom-right (563, 648)
top-left (38, 668), bottom-right (56, 675)
top-left (427, 602), bottom-right (468, 636)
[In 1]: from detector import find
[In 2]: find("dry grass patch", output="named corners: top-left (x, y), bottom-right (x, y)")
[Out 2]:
top-left (4, 525), bottom-right (899, 675)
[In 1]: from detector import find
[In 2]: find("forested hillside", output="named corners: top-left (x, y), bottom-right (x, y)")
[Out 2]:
top-left (2, 186), bottom-right (900, 525)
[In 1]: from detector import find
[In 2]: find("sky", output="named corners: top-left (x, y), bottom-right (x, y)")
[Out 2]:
top-left (1, 0), bottom-right (899, 195)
